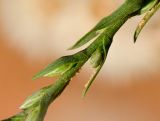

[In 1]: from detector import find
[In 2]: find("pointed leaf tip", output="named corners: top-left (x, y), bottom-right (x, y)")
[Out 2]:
top-left (82, 65), bottom-right (102, 97)
top-left (134, 30), bottom-right (138, 43)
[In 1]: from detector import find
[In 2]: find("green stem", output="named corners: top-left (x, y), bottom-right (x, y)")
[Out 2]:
top-left (40, 0), bottom-right (146, 118)
top-left (46, 0), bottom-right (145, 104)
top-left (2, 0), bottom-right (149, 121)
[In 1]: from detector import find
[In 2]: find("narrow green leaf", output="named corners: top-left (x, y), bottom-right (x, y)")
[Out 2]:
top-left (69, 28), bottom-right (106, 50)
top-left (68, 30), bottom-right (97, 50)
top-left (20, 90), bottom-right (44, 109)
top-left (20, 85), bottom-right (52, 110)
top-left (82, 65), bottom-right (102, 97)
top-left (82, 36), bottom-right (109, 97)
top-left (32, 56), bottom-right (78, 80)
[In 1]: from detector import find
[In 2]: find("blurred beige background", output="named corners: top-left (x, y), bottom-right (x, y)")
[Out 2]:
top-left (0, 0), bottom-right (160, 121)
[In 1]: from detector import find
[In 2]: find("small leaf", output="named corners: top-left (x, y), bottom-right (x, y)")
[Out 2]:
top-left (69, 28), bottom-right (106, 50)
top-left (82, 65), bottom-right (103, 97)
top-left (68, 31), bottom-right (97, 50)
top-left (43, 63), bottom-right (75, 77)
top-left (69, 10), bottom-right (117, 50)
top-left (134, 2), bottom-right (160, 42)
top-left (82, 36), bottom-right (110, 97)
top-left (32, 56), bottom-right (78, 80)
top-left (20, 85), bottom-right (53, 110)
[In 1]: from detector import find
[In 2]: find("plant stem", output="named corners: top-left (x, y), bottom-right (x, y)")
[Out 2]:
top-left (3, 0), bottom-right (154, 121)
top-left (35, 0), bottom-right (145, 119)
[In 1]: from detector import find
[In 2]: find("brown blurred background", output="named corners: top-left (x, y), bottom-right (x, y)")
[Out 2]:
top-left (0, 0), bottom-right (160, 121)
